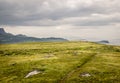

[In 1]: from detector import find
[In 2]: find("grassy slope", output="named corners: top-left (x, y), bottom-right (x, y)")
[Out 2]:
top-left (0, 41), bottom-right (120, 83)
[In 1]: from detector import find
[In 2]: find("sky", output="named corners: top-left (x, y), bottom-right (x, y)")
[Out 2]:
top-left (0, 0), bottom-right (120, 41)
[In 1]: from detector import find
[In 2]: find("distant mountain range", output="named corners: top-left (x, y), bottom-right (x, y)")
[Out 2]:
top-left (0, 28), bottom-right (68, 44)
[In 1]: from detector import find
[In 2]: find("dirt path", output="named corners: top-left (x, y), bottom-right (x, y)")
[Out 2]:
top-left (59, 53), bottom-right (96, 83)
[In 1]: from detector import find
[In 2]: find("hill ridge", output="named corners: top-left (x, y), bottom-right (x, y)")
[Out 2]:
top-left (0, 28), bottom-right (68, 44)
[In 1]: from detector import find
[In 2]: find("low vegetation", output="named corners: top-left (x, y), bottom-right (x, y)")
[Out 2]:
top-left (0, 41), bottom-right (120, 83)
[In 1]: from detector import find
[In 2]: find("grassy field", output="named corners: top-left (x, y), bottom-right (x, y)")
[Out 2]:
top-left (0, 41), bottom-right (120, 83)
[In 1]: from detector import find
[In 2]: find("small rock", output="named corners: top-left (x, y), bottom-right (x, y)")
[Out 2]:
top-left (25, 70), bottom-right (41, 78)
top-left (44, 54), bottom-right (54, 58)
top-left (80, 73), bottom-right (91, 77)
top-left (11, 63), bottom-right (16, 66)
top-left (73, 51), bottom-right (78, 56)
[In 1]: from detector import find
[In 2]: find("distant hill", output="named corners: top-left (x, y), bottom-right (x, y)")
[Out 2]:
top-left (0, 28), bottom-right (68, 44)
top-left (92, 40), bottom-right (110, 45)
top-left (97, 40), bottom-right (109, 44)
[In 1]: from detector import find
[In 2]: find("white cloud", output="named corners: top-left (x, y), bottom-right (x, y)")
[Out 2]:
top-left (0, 0), bottom-right (120, 41)
top-left (0, 0), bottom-right (120, 26)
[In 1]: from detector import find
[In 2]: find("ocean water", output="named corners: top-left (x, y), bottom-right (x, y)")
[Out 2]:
top-left (108, 39), bottom-right (120, 46)
top-left (87, 39), bottom-right (120, 46)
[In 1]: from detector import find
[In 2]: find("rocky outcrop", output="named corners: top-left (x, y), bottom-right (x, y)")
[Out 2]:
top-left (0, 28), bottom-right (68, 44)
top-left (0, 28), bottom-right (6, 34)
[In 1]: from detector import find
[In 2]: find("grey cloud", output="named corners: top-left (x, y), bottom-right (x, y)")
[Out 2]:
top-left (0, 0), bottom-right (120, 26)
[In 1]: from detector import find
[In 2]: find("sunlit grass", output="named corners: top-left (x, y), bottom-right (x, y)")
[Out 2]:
top-left (0, 41), bottom-right (120, 83)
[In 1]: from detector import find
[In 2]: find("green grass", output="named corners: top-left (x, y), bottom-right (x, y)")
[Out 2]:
top-left (0, 41), bottom-right (120, 83)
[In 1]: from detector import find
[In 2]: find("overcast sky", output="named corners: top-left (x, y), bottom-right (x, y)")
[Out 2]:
top-left (0, 0), bottom-right (120, 41)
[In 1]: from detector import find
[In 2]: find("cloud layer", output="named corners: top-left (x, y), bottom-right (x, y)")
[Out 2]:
top-left (0, 0), bottom-right (120, 26)
top-left (1, 0), bottom-right (120, 42)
